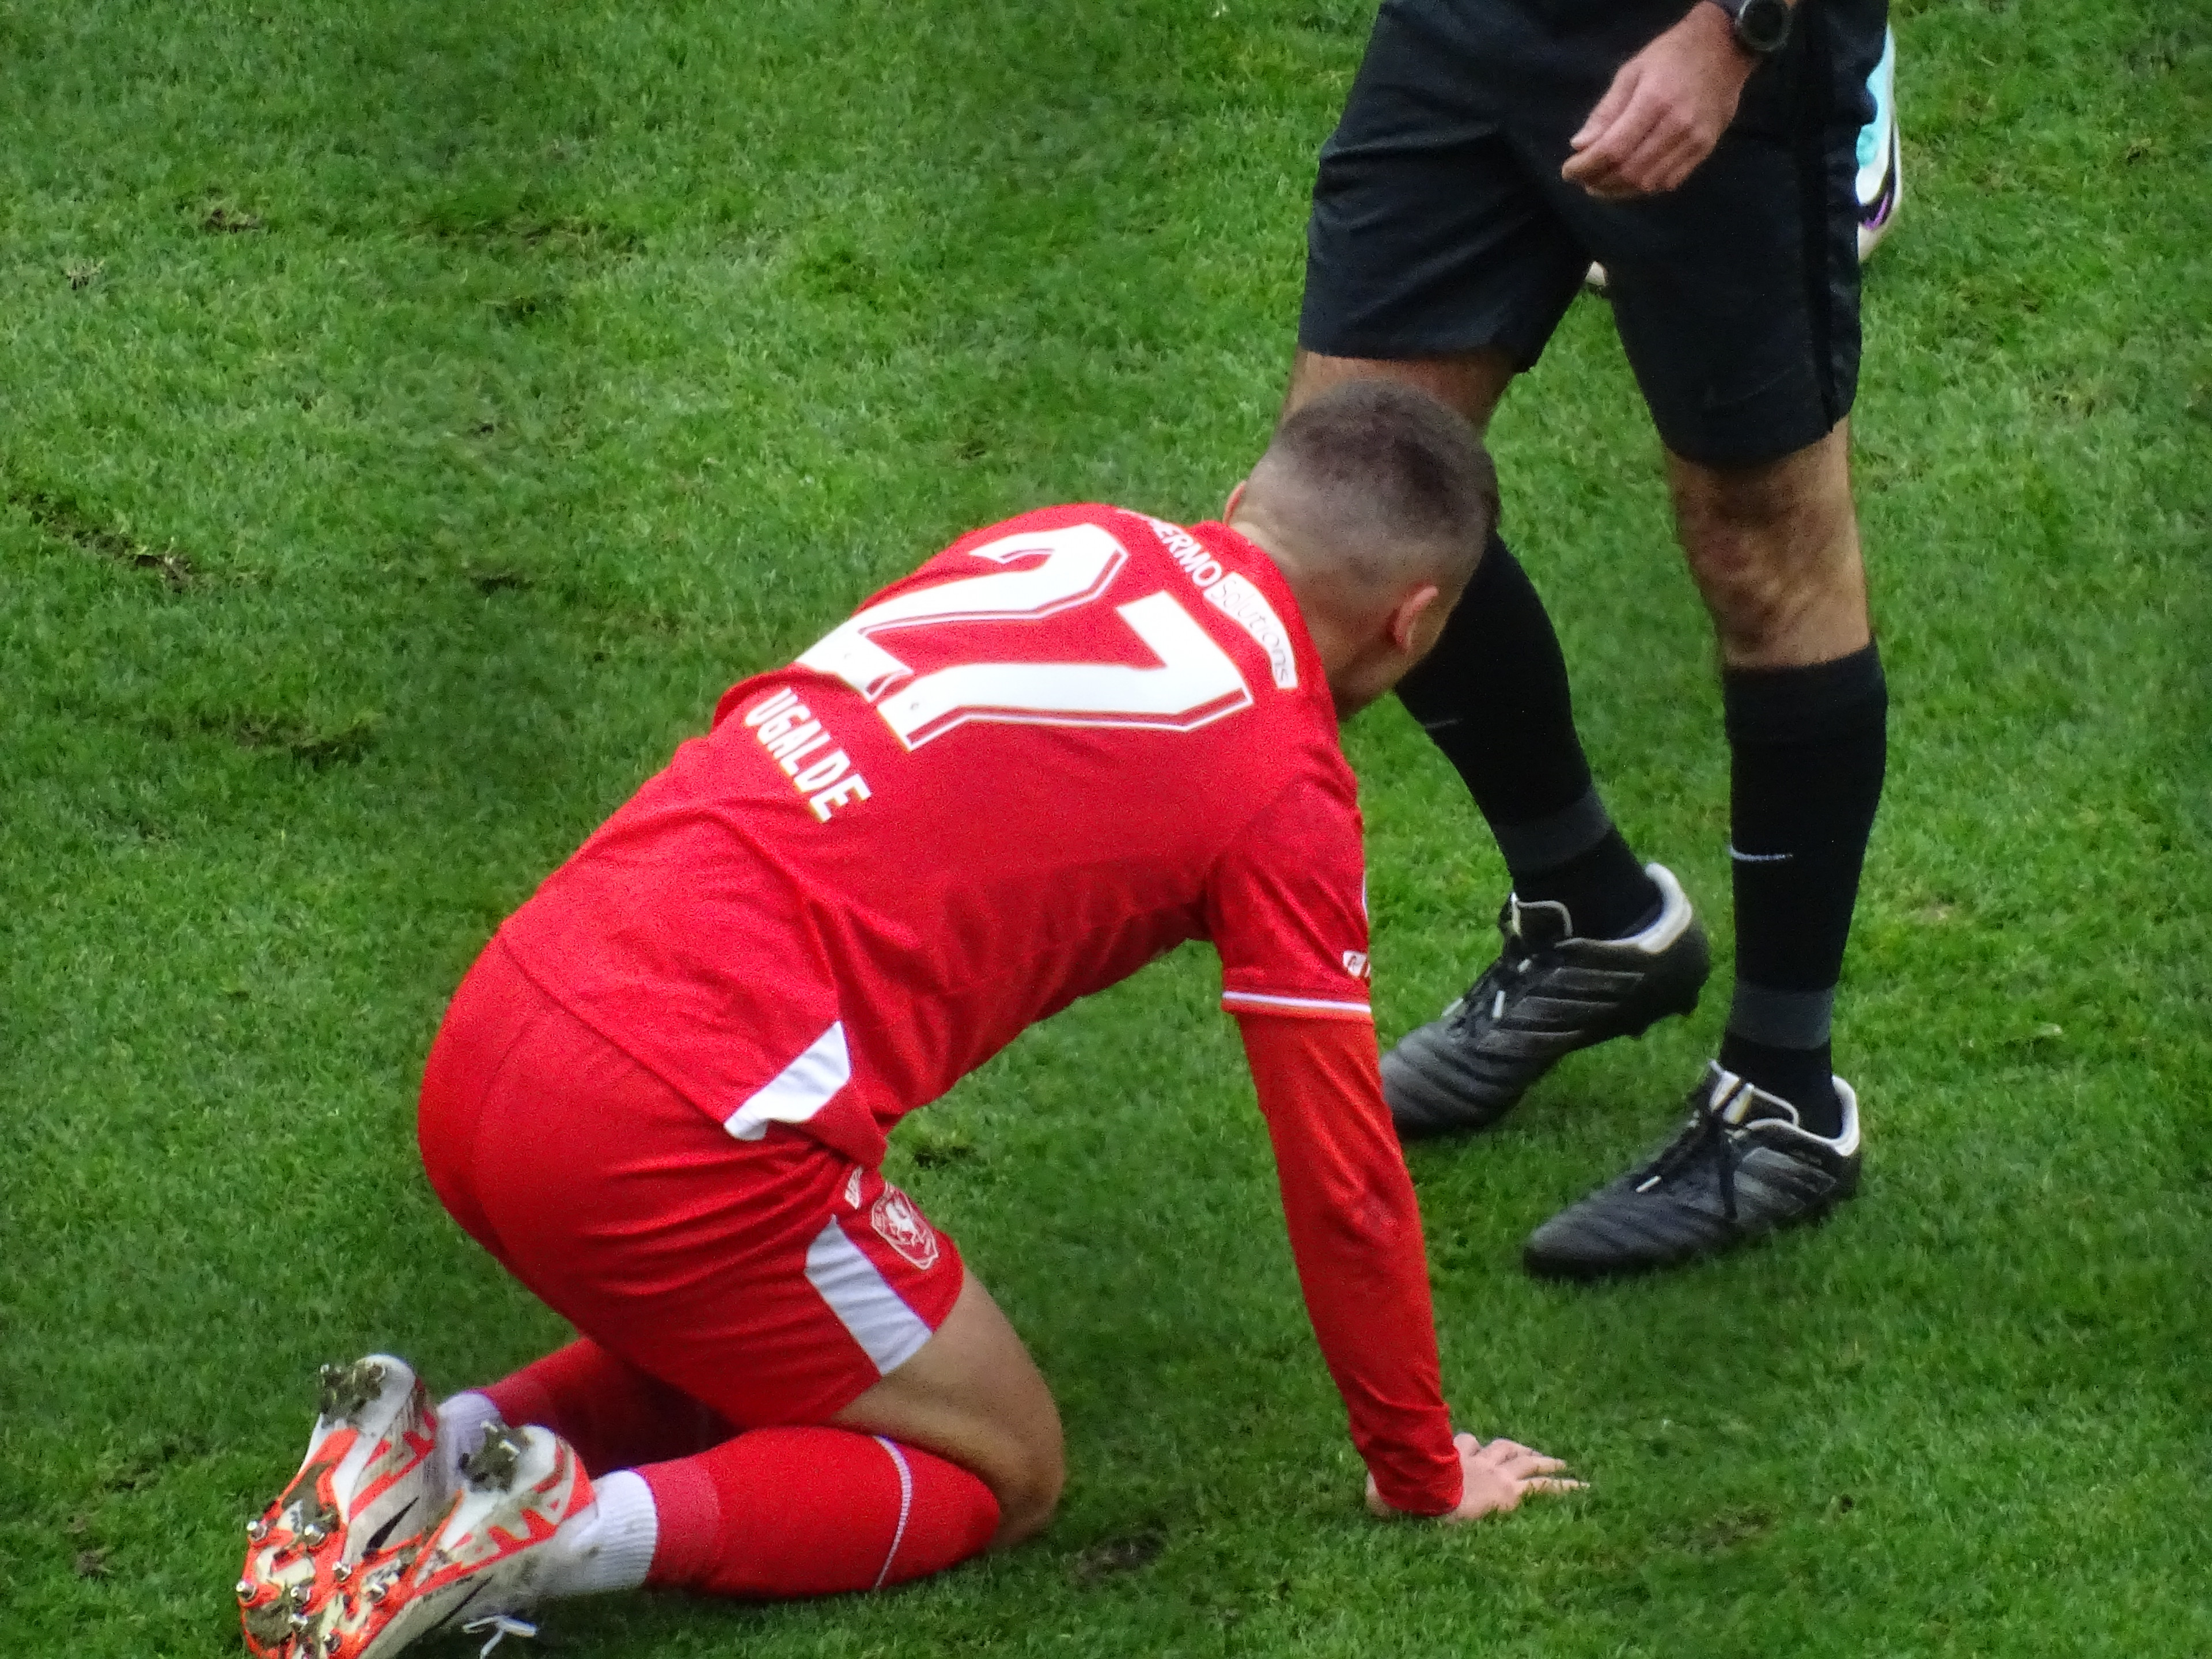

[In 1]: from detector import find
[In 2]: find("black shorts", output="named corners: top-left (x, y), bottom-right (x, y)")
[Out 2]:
top-left (1299, 0), bottom-right (1889, 467)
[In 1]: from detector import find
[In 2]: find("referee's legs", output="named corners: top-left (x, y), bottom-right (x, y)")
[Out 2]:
top-left (1284, 347), bottom-right (1662, 941)
top-left (1668, 422), bottom-right (1887, 1136)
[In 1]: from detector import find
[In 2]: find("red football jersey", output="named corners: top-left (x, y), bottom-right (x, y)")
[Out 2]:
top-left (496, 503), bottom-right (1464, 1515)
top-left (500, 504), bottom-right (1376, 1167)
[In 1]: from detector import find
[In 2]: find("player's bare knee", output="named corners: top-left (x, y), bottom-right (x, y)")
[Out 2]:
top-left (955, 1374), bottom-right (1064, 1547)
top-left (986, 1434), bottom-right (1066, 1548)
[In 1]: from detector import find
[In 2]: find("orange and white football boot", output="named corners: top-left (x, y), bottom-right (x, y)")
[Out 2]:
top-left (311, 1423), bottom-right (592, 1659)
top-left (238, 1356), bottom-right (448, 1658)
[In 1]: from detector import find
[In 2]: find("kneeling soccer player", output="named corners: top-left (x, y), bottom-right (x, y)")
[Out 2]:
top-left (237, 381), bottom-right (1577, 1659)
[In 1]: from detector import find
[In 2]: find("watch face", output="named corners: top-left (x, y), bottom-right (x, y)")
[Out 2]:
top-left (1738, 0), bottom-right (1792, 52)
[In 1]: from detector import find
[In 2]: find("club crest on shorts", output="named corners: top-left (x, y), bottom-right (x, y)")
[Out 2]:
top-left (870, 1185), bottom-right (939, 1270)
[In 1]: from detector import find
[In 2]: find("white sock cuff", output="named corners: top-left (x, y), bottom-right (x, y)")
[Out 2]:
top-left (548, 1468), bottom-right (658, 1599)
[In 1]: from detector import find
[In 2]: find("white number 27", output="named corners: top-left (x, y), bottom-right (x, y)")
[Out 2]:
top-left (796, 522), bottom-right (1252, 750)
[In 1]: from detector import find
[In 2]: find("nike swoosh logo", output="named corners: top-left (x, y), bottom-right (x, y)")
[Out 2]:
top-left (363, 1497), bottom-right (418, 1555)
top-left (1728, 846), bottom-right (1794, 863)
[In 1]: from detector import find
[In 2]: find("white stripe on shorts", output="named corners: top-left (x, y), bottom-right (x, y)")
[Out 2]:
top-left (724, 1020), bottom-right (852, 1141)
top-left (803, 1216), bottom-right (933, 1376)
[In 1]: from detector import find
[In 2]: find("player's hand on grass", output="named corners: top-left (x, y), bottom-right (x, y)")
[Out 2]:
top-left (1563, 2), bottom-right (1755, 200)
top-left (1368, 1431), bottom-right (1582, 1522)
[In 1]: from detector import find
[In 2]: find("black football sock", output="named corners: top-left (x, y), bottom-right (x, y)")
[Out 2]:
top-left (1717, 1032), bottom-right (1837, 1129)
top-left (1509, 823), bottom-right (1662, 940)
top-left (1396, 533), bottom-right (1660, 940)
top-left (1719, 643), bottom-right (1888, 1138)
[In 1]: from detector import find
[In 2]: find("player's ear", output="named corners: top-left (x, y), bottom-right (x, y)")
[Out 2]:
top-left (1222, 479), bottom-right (1249, 521)
top-left (1387, 581), bottom-right (1444, 656)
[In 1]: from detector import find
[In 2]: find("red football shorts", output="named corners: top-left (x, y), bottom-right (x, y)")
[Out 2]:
top-left (418, 937), bottom-right (965, 1428)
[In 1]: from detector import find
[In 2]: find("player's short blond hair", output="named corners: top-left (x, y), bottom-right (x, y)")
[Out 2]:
top-left (1252, 380), bottom-right (1498, 596)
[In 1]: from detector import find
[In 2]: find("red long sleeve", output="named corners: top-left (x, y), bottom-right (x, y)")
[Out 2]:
top-left (1236, 1012), bottom-right (1463, 1516)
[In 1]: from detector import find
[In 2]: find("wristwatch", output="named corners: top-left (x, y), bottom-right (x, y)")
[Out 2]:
top-left (1705, 0), bottom-right (1792, 58)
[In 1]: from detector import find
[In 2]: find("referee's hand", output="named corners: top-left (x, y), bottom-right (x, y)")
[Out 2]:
top-left (1563, 2), bottom-right (1756, 200)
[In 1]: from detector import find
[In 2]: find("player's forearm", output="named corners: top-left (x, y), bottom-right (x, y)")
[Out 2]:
top-left (1278, 1157), bottom-right (1462, 1514)
top-left (1237, 1013), bottom-right (1463, 1516)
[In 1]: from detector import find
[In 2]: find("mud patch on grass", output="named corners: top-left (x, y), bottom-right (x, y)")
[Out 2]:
top-left (1670, 1507), bottom-right (1776, 1554)
top-left (96, 1438), bottom-right (188, 1494)
top-left (201, 203), bottom-right (265, 233)
top-left (1295, 7), bottom-right (1366, 35)
top-left (150, 709), bottom-right (383, 767)
top-left (488, 289), bottom-right (564, 325)
top-left (229, 713), bottom-right (382, 767)
top-left (910, 1137), bottom-right (980, 1170)
top-left (421, 209), bottom-right (642, 257)
top-left (798, 245), bottom-right (884, 301)
top-left (1070, 1529), bottom-right (1164, 1586)
top-left (6, 482), bottom-right (196, 588)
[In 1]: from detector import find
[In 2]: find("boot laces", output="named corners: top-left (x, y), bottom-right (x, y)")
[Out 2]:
top-left (1635, 1080), bottom-right (1752, 1221)
top-left (463, 1615), bottom-right (537, 1658)
top-left (1452, 899), bottom-right (1548, 1031)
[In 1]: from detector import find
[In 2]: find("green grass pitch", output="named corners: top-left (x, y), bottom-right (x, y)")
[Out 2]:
top-left (2, 1), bottom-right (2206, 1654)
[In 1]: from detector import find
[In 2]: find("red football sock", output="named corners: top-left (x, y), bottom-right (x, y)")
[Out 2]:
top-left (638, 1426), bottom-right (1000, 1598)
top-left (480, 1340), bottom-right (730, 1476)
